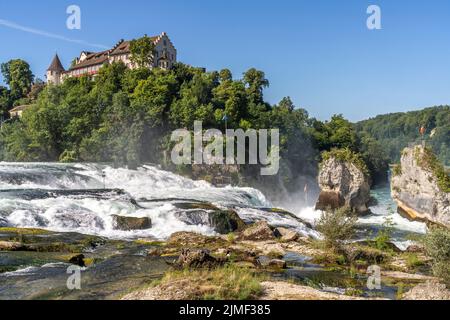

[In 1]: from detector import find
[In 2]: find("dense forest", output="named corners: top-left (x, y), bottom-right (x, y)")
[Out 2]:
top-left (355, 106), bottom-right (450, 166)
top-left (0, 37), bottom-right (448, 195)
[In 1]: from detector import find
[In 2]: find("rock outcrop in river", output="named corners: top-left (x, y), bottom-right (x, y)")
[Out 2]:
top-left (391, 145), bottom-right (450, 228)
top-left (315, 150), bottom-right (371, 214)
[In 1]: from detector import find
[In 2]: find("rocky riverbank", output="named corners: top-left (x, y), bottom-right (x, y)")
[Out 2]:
top-left (1, 223), bottom-right (447, 300)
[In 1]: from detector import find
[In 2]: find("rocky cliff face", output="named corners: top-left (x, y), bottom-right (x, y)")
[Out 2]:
top-left (391, 145), bottom-right (450, 228)
top-left (315, 156), bottom-right (371, 214)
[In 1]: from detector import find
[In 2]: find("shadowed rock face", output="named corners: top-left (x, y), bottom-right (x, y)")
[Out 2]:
top-left (391, 146), bottom-right (450, 228)
top-left (174, 208), bottom-right (246, 234)
top-left (315, 191), bottom-right (345, 211)
top-left (315, 158), bottom-right (370, 214)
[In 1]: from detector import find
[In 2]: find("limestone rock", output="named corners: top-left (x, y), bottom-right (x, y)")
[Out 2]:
top-left (341, 245), bottom-right (387, 264)
top-left (175, 248), bottom-right (223, 269)
top-left (274, 227), bottom-right (299, 242)
top-left (239, 221), bottom-right (275, 241)
top-left (111, 215), bottom-right (152, 231)
top-left (403, 281), bottom-right (450, 300)
top-left (257, 256), bottom-right (287, 269)
top-left (259, 281), bottom-right (376, 300)
top-left (391, 146), bottom-right (450, 227)
top-left (147, 248), bottom-right (163, 257)
top-left (0, 241), bottom-right (23, 251)
top-left (315, 156), bottom-right (371, 214)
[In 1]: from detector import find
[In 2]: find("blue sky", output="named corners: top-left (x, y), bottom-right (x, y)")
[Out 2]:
top-left (1, 0), bottom-right (450, 121)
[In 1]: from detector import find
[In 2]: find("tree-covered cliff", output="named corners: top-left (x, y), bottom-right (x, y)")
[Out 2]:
top-left (355, 106), bottom-right (450, 166)
top-left (0, 54), bottom-right (447, 191)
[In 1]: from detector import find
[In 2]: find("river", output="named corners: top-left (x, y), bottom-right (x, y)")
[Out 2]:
top-left (0, 163), bottom-right (427, 248)
top-left (0, 162), bottom-right (431, 300)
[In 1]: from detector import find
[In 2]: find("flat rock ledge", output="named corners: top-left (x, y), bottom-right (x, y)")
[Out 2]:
top-left (259, 282), bottom-right (377, 300)
top-left (403, 281), bottom-right (450, 300)
top-left (122, 281), bottom-right (378, 301)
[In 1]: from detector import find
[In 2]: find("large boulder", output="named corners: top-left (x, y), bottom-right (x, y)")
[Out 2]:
top-left (274, 227), bottom-right (299, 242)
top-left (69, 254), bottom-right (86, 267)
top-left (256, 256), bottom-right (287, 269)
top-left (391, 145), bottom-right (450, 227)
top-left (175, 248), bottom-right (223, 269)
top-left (239, 221), bottom-right (276, 241)
top-left (111, 215), bottom-right (152, 231)
top-left (315, 154), bottom-right (371, 214)
top-left (0, 241), bottom-right (23, 251)
top-left (403, 281), bottom-right (450, 300)
top-left (175, 209), bottom-right (246, 234)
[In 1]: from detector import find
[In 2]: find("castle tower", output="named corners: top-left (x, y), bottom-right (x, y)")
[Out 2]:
top-left (46, 54), bottom-right (65, 85)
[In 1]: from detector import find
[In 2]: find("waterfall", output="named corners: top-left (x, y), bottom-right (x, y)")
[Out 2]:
top-left (0, 163), bottom-right (316, 239)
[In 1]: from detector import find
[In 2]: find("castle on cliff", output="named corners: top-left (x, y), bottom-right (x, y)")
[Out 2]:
top-left (46, 32), bottom-right (177, 85)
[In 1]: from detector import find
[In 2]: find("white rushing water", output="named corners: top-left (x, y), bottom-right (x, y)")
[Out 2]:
top-left (0, 163), bottom-right (315, 239)
top-left (0, 163), bottom-right (426, 246)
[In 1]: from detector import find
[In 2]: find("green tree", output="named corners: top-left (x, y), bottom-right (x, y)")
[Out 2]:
top-left (219, 69), bottom-right (232, 82)
top-left (27, 78), bottom-right (46, 102)
top-left (1, 59), bottom-right (34, 101)
top-left (359, 133), bottom-right (390, 183)
top-left (355, 106), bottom-right (450, 166)
top-left (212, 79), bottom-right (247, 127)
top-left (170, 72), bottom-right (217, 128)
top-left (131, 69), bottom-right (178, 127)
top-left (0, 86), bottom-right (10, 115)
top-left (129, 35), bottom-right (156, 68)
top-left (243, 68), bottom-right (269, 105)
top-left (423, 227), bottom-right (450, 283)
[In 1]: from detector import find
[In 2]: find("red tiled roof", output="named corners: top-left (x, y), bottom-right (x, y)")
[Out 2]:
top-left (110, 37), bottom-right (158, 56)
top-left (68, 35), bottom-right (162, 71)
top-left (69, 50), bottom-right (110, 71)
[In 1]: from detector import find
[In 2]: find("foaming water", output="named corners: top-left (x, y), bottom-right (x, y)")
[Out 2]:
top-left (0, 163), bottom-right (427, 245)
top-left (0, 163), bottom-right (292, 239)
top-left (287, 185), bottom-right (427, 250)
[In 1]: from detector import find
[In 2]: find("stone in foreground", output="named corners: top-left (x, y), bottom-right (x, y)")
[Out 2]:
top-left (175, 248), bottom-right (223, 269)
top-left (175, 209), bottom-right (246, 234)
top-left (274, 227), bottom-right (299, 242)
top-left (239, 221), bottom-right (276, 241)
top-left (111, 215), bottom-right (152, 231)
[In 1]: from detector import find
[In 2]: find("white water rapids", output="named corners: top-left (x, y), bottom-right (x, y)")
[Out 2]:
top-left (0, 163), bottom-right (427, 248)
top-left (0, 163), bottom-right (315, 239)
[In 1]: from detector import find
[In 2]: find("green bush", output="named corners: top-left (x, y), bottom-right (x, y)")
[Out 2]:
top-left (404, 253), bottom-right (424, 270)
top-left (315, 206), bottom-right (358, 250)
top-left (423, 227), bottom-right (450, 283)
top-left (373, 217), bottom-right (395, 251)
top-left (392, 164), bottom-right (402, 177)
top-left (321, 148), bottom-right (369, 177)
top-left (157, 264), bottom-right (263, 300)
